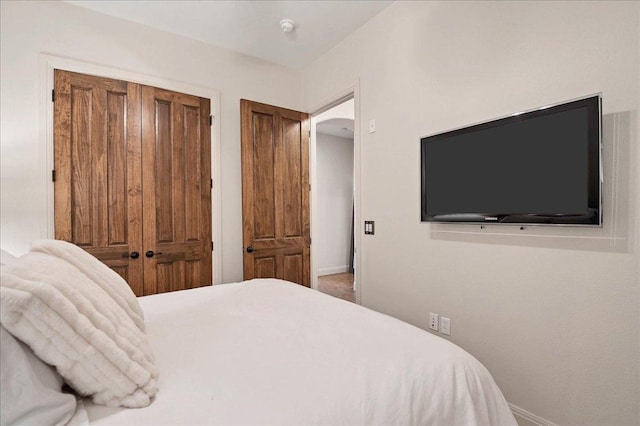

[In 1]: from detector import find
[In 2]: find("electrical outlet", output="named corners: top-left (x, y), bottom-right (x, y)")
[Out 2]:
top-left (440, 317), bottom-right (451, 336)
top-left (429, 313), bottom-right (439, 331)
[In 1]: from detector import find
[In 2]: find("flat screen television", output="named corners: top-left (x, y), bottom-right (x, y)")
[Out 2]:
top-left (420, 94), bottom-right (602, 226)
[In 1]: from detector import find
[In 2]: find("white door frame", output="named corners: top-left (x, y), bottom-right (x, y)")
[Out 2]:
top-left (308, 80), bottom-right (362, 304)
top-left (38, 53), bottom-right (223, 285)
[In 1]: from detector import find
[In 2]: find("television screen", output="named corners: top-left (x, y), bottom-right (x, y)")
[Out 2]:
top-left (420, 95), bottom-right (602, 225)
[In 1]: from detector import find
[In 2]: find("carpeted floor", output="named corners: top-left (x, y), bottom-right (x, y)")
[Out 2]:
top-left (317, 272), bottom-right (355, 303)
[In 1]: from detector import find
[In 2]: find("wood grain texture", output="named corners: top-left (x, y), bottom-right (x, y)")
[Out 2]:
top-left (240, 99), bottom-right (310, 286)
top-left (54, 70), bottom-right (72, 242)
top-left (255, 256), bottom-right (276, 279)
top-left (70, 86), bottom-right (93, 245)
top-left (282, 118), bottom-right (303, 238)
top-left (154, 99), bottom-right (174, 243)
top-left (125, 82), bottom-right (144, 296)
top-left (142, 86), bottom-right (211, 295)
top-left (54, 70), bottom-right (211, 296)
top-left (54, 70), bottom-right (144, 295)
top-left (106, 91), bottom-right (127, 246)
top-left (252, 112), bottom-right (276, 239)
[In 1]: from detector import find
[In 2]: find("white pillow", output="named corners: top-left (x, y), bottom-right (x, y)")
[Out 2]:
top-left (0, 325), bottom-right (77, 426)
top-left (0, 245), bottom-right (158, 408)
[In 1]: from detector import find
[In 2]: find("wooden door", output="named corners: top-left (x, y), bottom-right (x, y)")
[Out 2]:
top-left (54, 70), bottom-right (144, 295)
top-left (54, 70), bottom-right (212, 296)
top-left (240, 99), bottom-right (310, 286)
top-left (141, 86), bottom-right (212, 295)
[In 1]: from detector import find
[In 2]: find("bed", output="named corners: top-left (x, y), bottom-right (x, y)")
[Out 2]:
top-left (1, 241), bottom-right (517, 425)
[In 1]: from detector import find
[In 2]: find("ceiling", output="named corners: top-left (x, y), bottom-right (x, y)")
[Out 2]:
top-left (316, 118), bottom-right (354, 138)
top-left (65, 0), bottom-right (393, 69)
top-left (315, 99), bottom-right (354, 138)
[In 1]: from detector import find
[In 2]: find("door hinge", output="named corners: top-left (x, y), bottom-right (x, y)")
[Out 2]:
top-left (210, 179), bottom-right (213, 189)
top-left (308, 129), bottom-right (311, 137)
top-left (51, 170), bottom-right (56, 182)
top-left (211, 241), bottom-right (214, 251)
top-left (209, 115), bottom-right (213, 125)
top-left (51, 89), bottom-right (55, 102)
top-left (309, 184), bottom-right (311, 191)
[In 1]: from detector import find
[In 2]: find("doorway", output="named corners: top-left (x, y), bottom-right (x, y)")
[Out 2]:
top-left (311, 98), bottom-right (356, 303)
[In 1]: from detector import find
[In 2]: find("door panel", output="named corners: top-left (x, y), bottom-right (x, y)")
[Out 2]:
top-left (252, 112), bottom-right (277, 239)
top-left (70, 85), bottom-right (94, 245)
top-left (142, 86), bottom-right (212, 295)
top-left (106, 91), bottom-right (129, 246)
top-left (282, 117), bottom-right (303, 237)
top-left (184, 106), bottom-right (204, 242)
top-left (283, 253), bottom-right (303, 284)
top-left (54, 70), bottom-right (144, 295)
top-left (255, 256), bottom-right (276, 278)
top-left (241, 99), bottom-right (310, 286)
top-left (154, 99), bottom-right (174, 243)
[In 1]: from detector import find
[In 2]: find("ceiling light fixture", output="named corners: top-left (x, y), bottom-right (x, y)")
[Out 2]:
top-left (280, 19), bottom-right (295, 33)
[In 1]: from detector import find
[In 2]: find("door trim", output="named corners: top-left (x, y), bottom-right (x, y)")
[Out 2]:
top-left (39, 54), bottom-right (222, 285)
top-left (308, 80), bottom-right (362, 305)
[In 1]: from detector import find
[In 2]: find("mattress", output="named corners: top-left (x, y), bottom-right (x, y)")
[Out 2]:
top-left (85, 279), bottom-right (516, 425)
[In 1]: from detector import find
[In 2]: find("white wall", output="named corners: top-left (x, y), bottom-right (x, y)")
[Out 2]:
top-left (316, 132), bottom-right (354, 276)
top-left (0, 1), bottom-right (301, 283)
top-left (302, 1), bottom-right (639, 425)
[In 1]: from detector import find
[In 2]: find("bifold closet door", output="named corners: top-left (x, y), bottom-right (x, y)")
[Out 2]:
top-left (141, 86), bottom-right (212, 295)
top-left (54, 70), bottom-right (144, 295)
top-left (54, 70), bottom-right (211, 296)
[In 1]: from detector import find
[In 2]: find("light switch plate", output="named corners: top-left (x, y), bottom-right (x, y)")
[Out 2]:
top-left (364, 220), bottom-right (375, 235)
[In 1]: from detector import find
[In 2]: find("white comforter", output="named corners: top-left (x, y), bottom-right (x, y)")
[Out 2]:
top-left (86, 279), bottom-right (516, 425)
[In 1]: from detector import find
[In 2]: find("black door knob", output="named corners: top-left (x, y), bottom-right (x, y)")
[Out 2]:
top-left (123, 251), bottom-right (139, 259)
top-left (246, 246), bottom-right (254, 253)
top-left (145, 250), bottom-right (163, 258)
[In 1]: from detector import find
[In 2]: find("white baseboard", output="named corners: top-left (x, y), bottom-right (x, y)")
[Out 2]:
top-left (510, 403), bottom-right (557, 426)
top-left (317, 265), bottom-right (350, 276)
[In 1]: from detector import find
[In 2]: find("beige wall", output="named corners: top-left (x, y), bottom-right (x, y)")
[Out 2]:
top-left (302, 1), bottom-right (639, 424)
top-left (0, 0), bottom-right (302, 284)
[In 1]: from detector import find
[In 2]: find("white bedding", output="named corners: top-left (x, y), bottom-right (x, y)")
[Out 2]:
top-left (86, 279), bottom-right (516, 425)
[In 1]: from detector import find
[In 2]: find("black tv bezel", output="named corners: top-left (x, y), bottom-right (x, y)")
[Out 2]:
top-left (420, 94), bottom-right (602, 226)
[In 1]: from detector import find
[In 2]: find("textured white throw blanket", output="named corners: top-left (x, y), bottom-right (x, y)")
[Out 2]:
top-left (0, 240), bottom-right (158, 408)
top-left (30, 240), bottom-right (146, 332)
